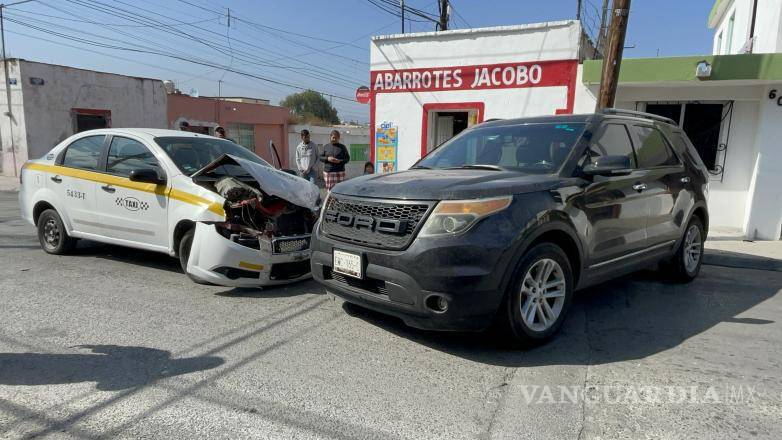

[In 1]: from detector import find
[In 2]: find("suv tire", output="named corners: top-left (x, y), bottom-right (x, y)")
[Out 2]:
top-left (37, 209), bottom-right (77, 255)
top-left (498, 243), bottom-right (574, 347)
top-left (665, 217), bottom-right (704, 283)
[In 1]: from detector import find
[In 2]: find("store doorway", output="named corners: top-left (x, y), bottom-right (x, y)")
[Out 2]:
top-left (423, 103), bottom-right (484, 156)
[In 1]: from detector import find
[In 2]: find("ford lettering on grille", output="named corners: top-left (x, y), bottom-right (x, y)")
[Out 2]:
top-left (320, 196), bottom-right (433, 250)
top-left (324, 210), bottom-right (407, 235)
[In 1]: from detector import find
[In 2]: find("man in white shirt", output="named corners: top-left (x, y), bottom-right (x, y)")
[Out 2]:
top-left (295, 129), bottom-right (318, 184)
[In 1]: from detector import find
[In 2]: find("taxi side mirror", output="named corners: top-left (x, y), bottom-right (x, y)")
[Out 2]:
top-left (129, 168), bottom-right (166, 185)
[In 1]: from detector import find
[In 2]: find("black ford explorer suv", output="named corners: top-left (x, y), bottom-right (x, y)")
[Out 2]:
top-left (311, 109), bottom-right (709, 345)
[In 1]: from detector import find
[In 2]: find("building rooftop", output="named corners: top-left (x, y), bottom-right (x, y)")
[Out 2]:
top-left (7, 58), bottom-right (163, 83)
top-left (371, 20), bottom-right (577, 43)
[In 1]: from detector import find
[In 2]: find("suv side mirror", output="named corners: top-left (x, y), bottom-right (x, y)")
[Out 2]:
top-left (129, 168), bottom-right (166, 185)
top-left (582, 155), bottom-right (632, 176)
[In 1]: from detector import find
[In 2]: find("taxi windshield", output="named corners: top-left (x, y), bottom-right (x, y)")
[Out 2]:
top-left (155, 137), bottom-right (271, 176)
top-left (415, 122), bottom-right (586, 174)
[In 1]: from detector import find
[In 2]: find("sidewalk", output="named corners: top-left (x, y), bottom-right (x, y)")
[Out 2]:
top-left (0, 175), bottom-right (19, 192)
top-left (705, 239), bottom-right (782, 272)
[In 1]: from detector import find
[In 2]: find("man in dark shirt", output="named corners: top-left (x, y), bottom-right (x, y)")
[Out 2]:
top-left (320, 130), bottom-right (350, 190)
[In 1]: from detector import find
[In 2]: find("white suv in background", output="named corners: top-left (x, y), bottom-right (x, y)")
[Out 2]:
top-left (18, 128), bottom-right (319, 287)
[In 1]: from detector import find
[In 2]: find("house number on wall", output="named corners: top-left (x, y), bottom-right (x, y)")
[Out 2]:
top-left (769, 89), bottom-right (782, 106)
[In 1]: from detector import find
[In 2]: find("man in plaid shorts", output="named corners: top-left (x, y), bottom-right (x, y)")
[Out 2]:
top-left (320, 130), bottom-right (350, 191)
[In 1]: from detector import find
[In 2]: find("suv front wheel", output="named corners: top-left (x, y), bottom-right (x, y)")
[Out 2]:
top-left (498, 243), bottom-right (574, 346)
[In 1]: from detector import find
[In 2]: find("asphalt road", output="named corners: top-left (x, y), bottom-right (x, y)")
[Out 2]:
top-left (0, 191), bottom-right (780, 439)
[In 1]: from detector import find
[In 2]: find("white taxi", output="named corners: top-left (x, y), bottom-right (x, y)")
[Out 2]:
top-left (18, 128), bottom-right (319, 287)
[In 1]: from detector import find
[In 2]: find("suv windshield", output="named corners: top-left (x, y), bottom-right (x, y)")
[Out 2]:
top-left (416, 122), bottom-right (586, 174)
top-left (155, 136), bottom-right (271, 176)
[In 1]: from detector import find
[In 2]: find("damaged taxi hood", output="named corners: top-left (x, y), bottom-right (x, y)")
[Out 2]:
top-left (193, 154), bottom-right (320, 210)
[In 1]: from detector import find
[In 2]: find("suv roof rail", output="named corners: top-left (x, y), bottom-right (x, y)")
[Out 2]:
top-left (601, 108), bottom-right (677, 125)
top-left (482, 118), bottom-right (503, 123)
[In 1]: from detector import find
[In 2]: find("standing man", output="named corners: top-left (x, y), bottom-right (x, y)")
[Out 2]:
top-left (320, 130), bottom-right (350, 191)
top-left (295, 129), bottom-right (318, 184)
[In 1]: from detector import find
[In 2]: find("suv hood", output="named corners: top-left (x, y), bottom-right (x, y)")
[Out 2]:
top-left (332, 169), bottom-right (568, 200)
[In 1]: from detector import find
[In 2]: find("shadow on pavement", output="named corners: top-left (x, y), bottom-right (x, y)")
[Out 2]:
top-left (704, 249), bottom-right (782, 272)
top-left (214, 281), bottom-right (325, 299)
top-left (69, 240), bottom-right (182, 274)
top-left (342, 267), bottom-right (779, 367)
top-left (0, 345), bottom-right (224, 391)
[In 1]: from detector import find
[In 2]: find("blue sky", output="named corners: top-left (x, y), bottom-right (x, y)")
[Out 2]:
top-left (4, 0), bottom-right (716, 123)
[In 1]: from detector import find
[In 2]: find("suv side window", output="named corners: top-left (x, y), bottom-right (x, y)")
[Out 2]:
top-left (588, 123), bottom-right (637, 167)
top-left (632, 125), bottom-right (680, 168)
top-left (61, 135), bottom-right (105, 171)
top-left (106, 136), bottom-right (160, 177)
top-left (670, 131), bottom-right (708, 171)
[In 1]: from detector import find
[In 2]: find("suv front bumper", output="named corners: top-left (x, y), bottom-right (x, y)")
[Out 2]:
top-left (311, 219), bottom-right (516, 331)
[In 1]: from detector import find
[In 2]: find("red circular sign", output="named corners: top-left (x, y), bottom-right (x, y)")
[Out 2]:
top-left (355, 86), bottom-right (371, 104)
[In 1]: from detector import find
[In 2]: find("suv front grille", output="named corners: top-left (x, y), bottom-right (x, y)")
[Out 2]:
top-left (320, 195), bottom-right (433, 250)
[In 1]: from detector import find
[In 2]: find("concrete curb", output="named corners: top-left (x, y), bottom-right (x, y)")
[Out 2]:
top-left (703, 250), bottom-right (782, 272)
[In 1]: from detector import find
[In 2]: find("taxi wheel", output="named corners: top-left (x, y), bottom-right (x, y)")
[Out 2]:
top-left (178, 228), bottom-right (211, 285)
top-left (37, 209), bottom-right (77, 255)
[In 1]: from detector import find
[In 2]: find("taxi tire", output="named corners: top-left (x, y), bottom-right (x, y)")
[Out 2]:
top-left (178, 228), bottom-right (211, 285)
top-left (37, 209), bottom-right (77, 255)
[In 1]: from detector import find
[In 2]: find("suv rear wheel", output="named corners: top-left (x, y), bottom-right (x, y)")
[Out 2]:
top-left (664, 217), bottom-right (704, 282)
top-left (498, 243), bottom-right (574, 346)
top-left (37, 209), bottom-right (77, 255)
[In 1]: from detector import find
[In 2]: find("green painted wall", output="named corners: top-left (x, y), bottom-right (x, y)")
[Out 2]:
top-left (583, 54), bottom-right (782, 84)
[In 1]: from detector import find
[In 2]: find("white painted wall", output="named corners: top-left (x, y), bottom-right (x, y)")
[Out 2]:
top-left (0, 60), bottom-right (167, 176)
top-left (370, 21), bottom-right (582, 170)
top-left (753, 0), bottom-right (782, 52)
top-left (0, 60), bottom-right (28, 176)
top-left (711, 0), bottom-right (782, 54)
top-left (744, 84), bottom-right (782, 239)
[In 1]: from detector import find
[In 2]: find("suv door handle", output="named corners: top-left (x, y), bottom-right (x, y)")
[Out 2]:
top-left (680, 176), bottom-right (691, 183)
top-left (101, 184), bottom-right (116, 193)
top-left (50, 175), bottom-right (62, 183)
top-left (632, 183), bottom-right (647, 192)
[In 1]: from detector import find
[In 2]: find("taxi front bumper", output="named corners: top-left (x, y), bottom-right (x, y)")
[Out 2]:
top-left (186, 222), bottom-right (311, 288)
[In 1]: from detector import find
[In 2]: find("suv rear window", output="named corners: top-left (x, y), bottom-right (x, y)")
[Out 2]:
top-left (632, 126), bottom-right (679, 168)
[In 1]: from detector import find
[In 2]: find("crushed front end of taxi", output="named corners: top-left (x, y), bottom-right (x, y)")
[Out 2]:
top-left (186, 154), bottom-right (320, 287)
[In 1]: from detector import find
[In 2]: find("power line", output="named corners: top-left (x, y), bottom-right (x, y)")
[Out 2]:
top-left (3, 15), bottom-right (358, 102)
top-left (54, 0), bottom-right (364, 88)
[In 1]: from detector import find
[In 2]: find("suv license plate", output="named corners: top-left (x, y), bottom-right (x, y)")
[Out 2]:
top-left (333, 249), bottom-right (362, 279)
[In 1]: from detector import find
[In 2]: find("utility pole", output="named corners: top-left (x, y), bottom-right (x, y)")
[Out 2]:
top-left (401, 0), bottom-right (405, 33)
top-left (596, 0), bottom-right (609, 56)
top-left (576, 0), bottom-right (582, 20)
top-left (0, 3), bottom-right (17, 177)
top-left (438, 0), bottom-right (449, 31)
top-left (595, 0), bottom-right (631, 110)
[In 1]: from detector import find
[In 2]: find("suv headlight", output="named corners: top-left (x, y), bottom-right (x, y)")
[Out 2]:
top-left (419, 196), bottom-right (512, 237)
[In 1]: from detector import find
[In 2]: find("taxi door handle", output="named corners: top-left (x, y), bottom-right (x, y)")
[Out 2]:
top-left (101, 184), bottom-right (116, 193)
top-left (50, 175), bottom-right (62, 183)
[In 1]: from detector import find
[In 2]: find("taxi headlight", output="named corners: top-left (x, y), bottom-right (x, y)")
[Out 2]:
top-left (419, 196), bottom-right (512, 237)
